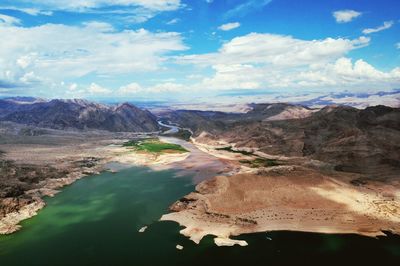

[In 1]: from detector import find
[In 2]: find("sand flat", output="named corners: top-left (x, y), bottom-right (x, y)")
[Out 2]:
top-left (161, 165), bottom-right (400, 245)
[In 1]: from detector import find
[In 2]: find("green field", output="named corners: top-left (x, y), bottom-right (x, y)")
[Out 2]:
top-left (239, 158), bottom-right (280, 168)
top-left (123, 138), bottom-right (188, 154)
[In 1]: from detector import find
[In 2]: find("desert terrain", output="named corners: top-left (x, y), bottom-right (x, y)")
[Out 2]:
top-left (160, 104), bottom-right (400, 246)
top-left (1, 99), bottom-right (399, 248)
top-left (0, 120), bottom-right (232, 234)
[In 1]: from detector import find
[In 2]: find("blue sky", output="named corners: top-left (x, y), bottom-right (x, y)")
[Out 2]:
top-left (0, 0), bottom-right (399, 104)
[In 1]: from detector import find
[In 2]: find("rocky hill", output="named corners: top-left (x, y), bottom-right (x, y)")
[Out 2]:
top-left (0, 98), bottom-right (159, 132)
top-left (164, 103), bottom-right (400, 178)
top-left (162, 103), bottom-right (314, 135)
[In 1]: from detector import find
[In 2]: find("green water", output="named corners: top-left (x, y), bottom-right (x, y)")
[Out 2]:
top-left (0, 166), bottom-right (399, 266)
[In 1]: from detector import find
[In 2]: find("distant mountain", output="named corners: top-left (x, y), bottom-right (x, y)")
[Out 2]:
top-left (3, 97), bottom-right (46, 103)
top-left (164, 103), bottom-right (400, 178)
top-left (162, 103), bottom-right (314, 134)
top-left (0, 99), bottom-right (159, 132)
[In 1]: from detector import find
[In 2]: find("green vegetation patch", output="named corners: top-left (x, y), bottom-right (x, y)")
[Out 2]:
top-left (239, 158), bottom-right (280, 168)
top-left (123, 138), bottom-right (188, 154)
top-left (215, 146), bottom-right (254, 156)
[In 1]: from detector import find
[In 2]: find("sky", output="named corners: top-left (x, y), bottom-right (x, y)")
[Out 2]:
top-left (0, 0), bottom-right (399, 104)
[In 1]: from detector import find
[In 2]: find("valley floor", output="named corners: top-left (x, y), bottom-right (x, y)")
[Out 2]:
top-left (1, 122), bottom-right (399, 248)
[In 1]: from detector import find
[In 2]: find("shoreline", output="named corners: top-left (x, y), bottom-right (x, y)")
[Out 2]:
top-left (0, 135), bottom-right (222, 235)
top-left (3, 134), bottom-right (399, 247)
top-left (0, 162), bottom-right (107, 234)
top-left (160, 168), bottom-right (400, 246)
top-left (160, 138), bottom-right (400, 247)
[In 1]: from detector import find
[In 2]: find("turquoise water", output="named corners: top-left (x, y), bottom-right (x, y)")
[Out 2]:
top-left (0, 166), bottom-right (399, 266)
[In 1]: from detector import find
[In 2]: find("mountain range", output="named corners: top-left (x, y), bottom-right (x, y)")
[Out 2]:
top-left (0, 98), bottom-right (159, 132)
top-left (164, 103), bottom-right (400, 178)
top-left (1, 97), bottom-right (399, 177)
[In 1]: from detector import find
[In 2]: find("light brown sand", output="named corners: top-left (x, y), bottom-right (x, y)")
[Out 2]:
top-left (161, 165), bottom-right (400, 246)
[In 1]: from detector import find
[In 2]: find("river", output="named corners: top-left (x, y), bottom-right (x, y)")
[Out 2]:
top-left (0, 165), bottom-right (399, 265)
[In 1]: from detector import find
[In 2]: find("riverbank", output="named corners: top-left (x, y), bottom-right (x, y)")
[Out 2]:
top-left (2, 164), bottom-right (398, 266)
top-left (0, 132), bottom-right (195, 234)
top-left (0, 131), bottom-right (230, 234)
top-left (161, 138), bottom-right (400, 246)
top-left (161, 166), bottom-right (400, 245)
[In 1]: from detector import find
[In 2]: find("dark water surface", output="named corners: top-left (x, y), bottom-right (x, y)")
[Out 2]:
top-left (0, 166), bottom-right (399, 266)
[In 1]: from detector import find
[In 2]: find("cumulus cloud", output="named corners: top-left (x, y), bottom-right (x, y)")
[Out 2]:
top-left (87, 83), bottom-right (111, 94)
top-left (288, 58), bottom-right (400, 89)
top-left (0, 22), bottom-right (187, 90)
top-left (175, 33), bottom-right (400, 92)
top-left (178, 33), bottom-right (370, 67)
top-left (362, 21), bottom-right (394, 34)
top-left (117, 82), bottom-right (185, 95)
top-left (118, 82), bottom-right (143, 94)
top-left (147, 82), bottom-right (185, 93)
top-left (396, 42), bottom-right (400, 49)
top-left (333, 10), bottom-right (362, 23)
top-left (218, 22), bottom-right (240, 31)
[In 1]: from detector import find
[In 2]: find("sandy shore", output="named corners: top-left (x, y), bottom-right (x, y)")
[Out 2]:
top-left (161, 139), bottom-right (400, 246)
top-left (161, 166), bottom-right (400, 246)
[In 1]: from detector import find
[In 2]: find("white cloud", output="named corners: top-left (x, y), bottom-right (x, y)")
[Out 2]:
top-left (224, 0), bottom-right (272, 19)
top-left (178, 33), bottom-right (370, 67)
top-left (362, 21), bottom-right (394, 34)
top-left (0, 6), bottom-right (53, 16)
top-left (116, 81), bottom-right (186, 95)
top-left (87, 83), bottom-right (111, 94)
top-left (118, 82), bottom-right (143, 94)
top-left (200, 64), bottom-right (262, 90)
top-left (69, 83), bottom-right (78, 91)
top-left (195, 57), bottom-right (400, 92)
top-left (14, 0), bottom-right (182, 12)
top-left (396, 42), bottom-right (400, 49)
top-left (291, 58), bottom-right (400, 89)
top-left (2, 1), bottom-right (182, 23)
top-left (0, 22), bottom-right (187, 89)
top-left (166, 18), bottom-right (180, 25)
top-left (174, 33), bottom-right (400, 92)
top-left (333, 10), bottom-right (362, 23)
top-left (147, 82), bottom-right (185, 93)
top-left (0, 14), bottom-right (21, 26)
top-left (218, 22), bottom-right (240, 31)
